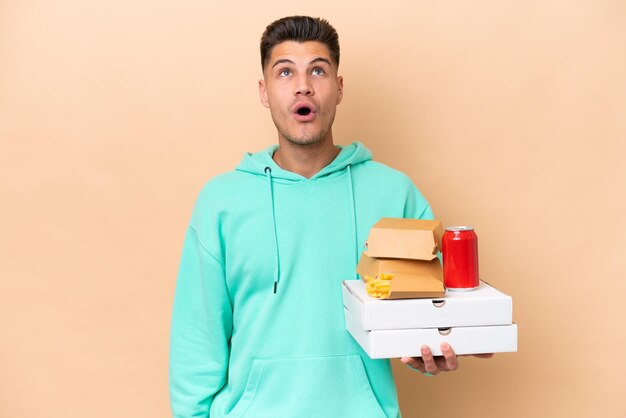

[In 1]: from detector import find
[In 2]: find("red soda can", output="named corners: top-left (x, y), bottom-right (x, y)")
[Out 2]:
top-left (442, 226), bottom-right (479, 291)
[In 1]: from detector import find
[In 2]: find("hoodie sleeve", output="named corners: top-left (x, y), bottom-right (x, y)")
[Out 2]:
top-left (404, 181), bottom-right (435, 220)
top-left (169, 226), bottom-right (233, 418)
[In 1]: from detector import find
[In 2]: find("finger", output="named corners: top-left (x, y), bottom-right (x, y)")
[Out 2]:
top-left (473, 353), bottom-right (495, 359)
top-left (440, 342), bottom-right (459, 371)
top-left (421, 345), bottom-right (439, 375)
top-left (400, 356), bottom-right (425, 372)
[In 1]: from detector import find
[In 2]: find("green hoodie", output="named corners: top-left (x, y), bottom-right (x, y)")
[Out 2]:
top-left (170, 142), bottom-right (434, 418)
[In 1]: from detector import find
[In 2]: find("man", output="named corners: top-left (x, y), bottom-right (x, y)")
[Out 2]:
top-left (170, 16), bottom-right (491, 418)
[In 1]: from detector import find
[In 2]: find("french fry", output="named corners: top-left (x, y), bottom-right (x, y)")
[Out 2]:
top-left (365, 273), bottom-right (394, 299)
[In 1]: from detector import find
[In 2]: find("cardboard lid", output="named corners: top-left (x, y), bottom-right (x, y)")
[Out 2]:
top-left (364, 218), bottom-right (443, 260)
top-left (357, 253), bottom-right (443, 282)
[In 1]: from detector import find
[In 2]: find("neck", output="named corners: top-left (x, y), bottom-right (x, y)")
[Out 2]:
top-left (273, 136), bottom-right (340, 178)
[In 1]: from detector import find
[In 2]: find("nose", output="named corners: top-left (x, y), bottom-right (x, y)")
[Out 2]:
top-left (295, 74), bottom-right (313, 96)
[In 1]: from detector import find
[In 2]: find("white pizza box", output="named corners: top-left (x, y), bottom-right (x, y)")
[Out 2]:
top-left (342, 279), bottom-right (512, 330)
top-left (344, 308), bottom-right (518, 359)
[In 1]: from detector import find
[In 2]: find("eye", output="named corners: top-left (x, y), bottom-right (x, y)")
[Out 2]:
top-left (312, 67), bottom-right (325, 76)
top-left (279, 68), bottom-right (291, 77)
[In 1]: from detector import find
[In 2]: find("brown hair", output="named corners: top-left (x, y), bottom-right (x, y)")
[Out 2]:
top-left (260, 16), bottom-right (340, 70)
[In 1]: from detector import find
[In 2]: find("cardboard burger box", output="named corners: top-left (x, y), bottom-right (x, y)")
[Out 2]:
top-left (364, 218), bottom-right (443, 260)
top-left (356, 254), bottom-right (444, 299)
top-left (359, 219), bottom-right (445, 299)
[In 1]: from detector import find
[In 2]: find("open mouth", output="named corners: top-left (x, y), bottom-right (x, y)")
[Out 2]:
top-left (296, 107), bottom-right (312, 116)
top-left (292, 102), bottom-right (316, 121)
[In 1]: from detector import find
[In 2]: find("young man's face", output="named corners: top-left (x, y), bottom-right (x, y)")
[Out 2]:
top-left (259, 41), bottom-right (343, 146)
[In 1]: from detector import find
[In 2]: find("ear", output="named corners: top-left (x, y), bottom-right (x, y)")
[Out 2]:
top-left (259, 79), bottom-right (270, 108)
top-left (336, 75), bottom-right (344, 105)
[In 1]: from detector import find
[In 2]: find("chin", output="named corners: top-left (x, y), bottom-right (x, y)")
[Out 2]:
top-left (284, 136), bottom-right (324, 146)
top-left (281, 128), bottom-right (328, 146)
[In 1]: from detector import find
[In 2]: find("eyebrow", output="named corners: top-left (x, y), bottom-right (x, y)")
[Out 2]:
top-left (310, 57), bottom-right (332, 67)
top-left (271, 58), bottom-right (295, 69)
top-left (271, 57), bottom-right (333, 69)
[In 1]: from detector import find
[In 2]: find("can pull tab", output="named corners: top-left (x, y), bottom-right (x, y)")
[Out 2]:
top-left (438, 327), bottom-right (452, 336)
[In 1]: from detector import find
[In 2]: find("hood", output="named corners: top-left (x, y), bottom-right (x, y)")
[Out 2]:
top-left (235, 141), bottom-right (370, 294)
top-left (236, 141), bottom-right (372, 182)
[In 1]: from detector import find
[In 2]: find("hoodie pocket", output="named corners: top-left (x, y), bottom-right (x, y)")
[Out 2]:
top-left (229, 355), bottom-right (388, 418)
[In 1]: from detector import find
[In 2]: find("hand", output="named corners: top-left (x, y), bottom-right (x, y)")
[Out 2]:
top-left (400, 343), bottom-right (494, 376)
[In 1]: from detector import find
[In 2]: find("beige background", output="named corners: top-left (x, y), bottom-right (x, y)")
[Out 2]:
top-left (1, 1), bottom-right (625, 417)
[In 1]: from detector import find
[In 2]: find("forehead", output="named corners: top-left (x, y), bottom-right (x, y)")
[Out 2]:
top-left (268, 41), bottom-right (334, 66)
